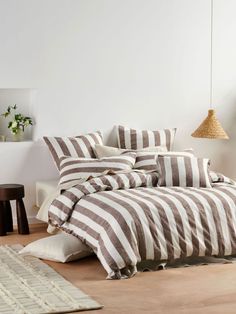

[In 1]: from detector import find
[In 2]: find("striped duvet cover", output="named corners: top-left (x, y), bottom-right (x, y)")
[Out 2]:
top-left (48, 171), bottom-right (236, 279)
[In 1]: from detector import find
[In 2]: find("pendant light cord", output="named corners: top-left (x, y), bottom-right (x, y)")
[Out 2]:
top-left (210, 0), bottom-right (213, 109)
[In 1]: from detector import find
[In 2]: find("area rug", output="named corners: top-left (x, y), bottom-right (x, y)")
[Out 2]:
top-left (0, 245), bottom-right (102, 314)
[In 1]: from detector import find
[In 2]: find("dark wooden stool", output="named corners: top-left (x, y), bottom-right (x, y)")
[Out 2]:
top-left (0, 184), bottom-right (29, 236)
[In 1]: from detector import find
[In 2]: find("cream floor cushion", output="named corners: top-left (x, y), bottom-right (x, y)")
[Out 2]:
top-left (19, 232), bottom-right (93, 263)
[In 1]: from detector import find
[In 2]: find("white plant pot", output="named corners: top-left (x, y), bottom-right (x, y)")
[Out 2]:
top-left (12, 130), bottom-right (24, 142)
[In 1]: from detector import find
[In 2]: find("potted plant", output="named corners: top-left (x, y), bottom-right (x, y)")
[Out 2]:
top-left (1, 105), bottom-right (33, 141)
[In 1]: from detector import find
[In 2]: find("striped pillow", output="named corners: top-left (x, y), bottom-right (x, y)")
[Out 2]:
top-left (210, 171), bottom-right (236, 185)
top-left (133, 149), bottom-right (194, 172)
top-left (157, 156), bottom-right (212, 188)
top-left (117, 125), bottom-right (176, 151)
top-left (44, 131), bottom-right (103, 169)
top-left (134, 152), bottom-right (162, 171)
top-left (59, 152), bottom-right (137, 185)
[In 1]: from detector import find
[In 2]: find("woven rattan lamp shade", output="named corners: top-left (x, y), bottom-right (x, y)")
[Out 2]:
top-left (191, 109), bottom-right (229, 139)
top-left (191, 0), bottom-right (229, 140)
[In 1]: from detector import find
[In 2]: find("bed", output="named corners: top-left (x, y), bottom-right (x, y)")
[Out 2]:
top-left (48, 170), bottom-right (236, 279)
top-left (42, 126), bottom-right (236, 279)
top-left (36, 180), bottom-right (59, 223)
top-left (36, 180), bottom-right (58, 208)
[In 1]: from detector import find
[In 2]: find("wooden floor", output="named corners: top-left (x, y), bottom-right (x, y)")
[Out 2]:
top-left (1, 224), bottom-right (236, 314)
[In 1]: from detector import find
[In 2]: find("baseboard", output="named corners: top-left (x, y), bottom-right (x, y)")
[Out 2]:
top-left (13, 216), bottom-right (44, 225)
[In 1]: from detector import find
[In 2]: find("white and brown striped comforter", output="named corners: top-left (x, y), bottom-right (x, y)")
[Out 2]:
top-left (48, 171), bottom-right (236, 279)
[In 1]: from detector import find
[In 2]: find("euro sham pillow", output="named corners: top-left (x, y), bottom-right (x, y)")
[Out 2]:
top-left (43, 131), bottom-right (103, 169)
top-left (117, 125), bottom-right (176, 151)
top-left (157, 155), bottom-right (212, 188)
top-left (59, 152), bottom-right (137, 185)
top-left (19, 233), bottom-right (93, 263)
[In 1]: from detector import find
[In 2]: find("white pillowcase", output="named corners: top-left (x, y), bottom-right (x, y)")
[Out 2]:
top-left (19, 233), bottom-right (93, 263)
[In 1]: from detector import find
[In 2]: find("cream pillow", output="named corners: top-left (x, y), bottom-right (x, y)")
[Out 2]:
top-left (94, 144), bottom-right (167, 158)
top-left (19, 233), bottom-right (93, 263)
top-left (93, 144), bottom-right (170, 172)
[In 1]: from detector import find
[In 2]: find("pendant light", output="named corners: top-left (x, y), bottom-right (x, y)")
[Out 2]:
top-left (191, 0), bottom-right (229, 139)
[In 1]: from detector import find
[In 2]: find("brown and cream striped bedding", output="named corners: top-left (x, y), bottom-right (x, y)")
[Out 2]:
top-left (44, 132), bottom-right (103, 169)
top-left (117, 125), bottom-right (176, 150)
top-left (157, 156), bottom-right (212, 188)
top-left (59, 152), bottom-right (137, 185)
top-left (49, 170), bottom-right (236, 279)
top-left (133, 150), bottom-right (194, 172)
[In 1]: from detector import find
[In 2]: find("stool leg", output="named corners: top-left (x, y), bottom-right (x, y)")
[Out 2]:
top-left (0, 202), bottom-right (6, 236)
top-left (3, 201), bottom-right (13, 232)
top-left (16, 199), bottom-right (29, 235)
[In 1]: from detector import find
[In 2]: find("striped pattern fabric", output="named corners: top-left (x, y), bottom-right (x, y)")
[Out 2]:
top-left (134, 150), bottom-right (195, 172)
top-left (210, 171), bottom-right (236, 185)
top-left (133, 152), bottom-right (159, 171)
top-left (94, 144), bottom-right (193, 172)
top-left (59, 152), bottom-right (137, 185)
top-left (49, 170), bottom-right (236, 279)
top-left (117, 125), bottom-right (176, 150)
top-left (157, 156), bottom-right (212, 188)
top-left (44, 131), bottom-right (103, 169)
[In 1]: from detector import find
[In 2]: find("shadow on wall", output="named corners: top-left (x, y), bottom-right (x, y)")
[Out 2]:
top-left (214, 104), bottom-right (236, 179)
top-left (106, 126), bottom-right (118, 147)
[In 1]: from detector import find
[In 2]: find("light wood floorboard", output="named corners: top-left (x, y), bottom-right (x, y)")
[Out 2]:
top-left (1, 224), bottom-right (236, 314)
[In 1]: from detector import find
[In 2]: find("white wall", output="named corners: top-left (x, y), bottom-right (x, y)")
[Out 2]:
top-left (0, 0), bottom-right (236, 222)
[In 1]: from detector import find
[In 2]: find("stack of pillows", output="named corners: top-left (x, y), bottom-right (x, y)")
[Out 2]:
top-left (43, 125), bottom-right (212, 189)
top-left (19, 125), bottom-right (212, 263)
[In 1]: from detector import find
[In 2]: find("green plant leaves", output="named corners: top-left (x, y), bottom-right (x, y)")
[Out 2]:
top-left (1, 104), bottom-right (33, 133)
